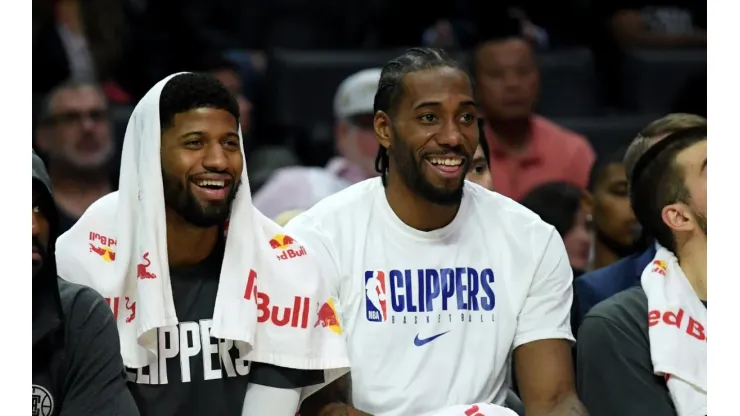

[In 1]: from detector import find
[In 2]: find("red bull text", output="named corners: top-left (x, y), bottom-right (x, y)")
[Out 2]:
top-left (243, 269), bottom-right (311, 328)
top-left (268, 234), bottom-right (307, 261)
top-left (89, 231), bottom-right (117, 262)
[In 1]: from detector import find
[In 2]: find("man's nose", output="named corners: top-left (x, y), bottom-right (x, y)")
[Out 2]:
top-left (436, 119), bottom-right (464, 148)
top-left (202, 143), bottom-right (229, 171)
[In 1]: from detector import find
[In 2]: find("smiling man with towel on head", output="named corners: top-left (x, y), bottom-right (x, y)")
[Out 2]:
top-left (54, 72), bottom-right (349, 415)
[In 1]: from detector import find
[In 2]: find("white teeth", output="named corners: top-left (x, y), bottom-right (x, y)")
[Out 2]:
top-left (428, 158), bottom-right (462, 166)
top-left (196, 180), bottom-right (225, 188)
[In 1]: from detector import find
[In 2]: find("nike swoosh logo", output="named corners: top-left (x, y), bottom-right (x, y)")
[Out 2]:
top-left (414, 331), bottom-right (450, 346)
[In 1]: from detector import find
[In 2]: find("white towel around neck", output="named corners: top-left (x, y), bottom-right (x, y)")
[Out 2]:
top-left (55, 73), bottom-right (349, 384)
top-left (641, 245), bottom-right (706, 416)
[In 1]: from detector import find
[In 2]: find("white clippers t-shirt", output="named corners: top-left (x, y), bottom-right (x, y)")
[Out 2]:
top-left (285, 178), bottom-right (575, 416)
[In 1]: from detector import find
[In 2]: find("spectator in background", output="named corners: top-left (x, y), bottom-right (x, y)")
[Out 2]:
top-left (577, 126), bottom-right (707, 416)
top-left (573, 113), bottom-right (706, 330)
top-left (465, 121), bottom-right (494, 191)
top-left (521, 182), bottom-right (591, 276)
top-left (474, 17), bottom-right (596, 201)
top-left (253, 69), bottom-right (381, 220)
top-left (584, 146), bottom-right (642, 271)
top-left (598, 0), bottom-right (706, 49)
top-left (32, 0), bottom-right (130, 101)
top-left (195, 55), bottom-right (254, 141)
top-left (34, 81), bottom-right (116, 233)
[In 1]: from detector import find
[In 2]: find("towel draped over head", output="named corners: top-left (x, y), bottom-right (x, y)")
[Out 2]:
top-left (55, 73), bottom-right (349, 391)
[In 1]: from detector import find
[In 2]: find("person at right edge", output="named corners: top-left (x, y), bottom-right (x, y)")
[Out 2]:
top-left (33, 150), bottom-right (139, 416)
top-left (573, 113), bottom-right (706, 331)
top-left (289, 48), bottom-right (585, 416)
top-left (577, 126), bottom-right (707, 416)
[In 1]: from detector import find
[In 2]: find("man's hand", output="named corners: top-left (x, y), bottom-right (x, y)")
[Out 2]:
top-left (515, 339), bottom-right (588, 416)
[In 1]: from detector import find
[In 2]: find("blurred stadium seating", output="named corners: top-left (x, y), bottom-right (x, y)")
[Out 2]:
top-left (621, 48), bottom-right (707, 114)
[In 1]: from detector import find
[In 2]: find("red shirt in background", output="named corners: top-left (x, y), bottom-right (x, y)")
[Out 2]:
top-left (486, 115), bottom-right (596, 201)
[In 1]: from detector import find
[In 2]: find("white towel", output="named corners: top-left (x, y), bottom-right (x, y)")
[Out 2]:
top-left (641, 245), bottom-right (706, 416)
top-left (421, 403), bottom-right (518, 416)
top-left (55, 73), bottom-right (349, 384)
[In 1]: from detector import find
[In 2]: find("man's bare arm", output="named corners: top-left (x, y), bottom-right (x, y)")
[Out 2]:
top-left (299, 374), bottom-right (372, 416)
top-left (515, 339), bottom-right (588, 416)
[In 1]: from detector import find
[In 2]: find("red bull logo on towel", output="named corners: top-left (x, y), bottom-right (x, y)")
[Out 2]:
top-left (268, 234), bottom-right (307, 261)
top-left (89, 231), bottom-right (116, 262)
top-left (314, 298), bottom-right (342, 335)
top-left (651, 260), bottom-right (667, 276)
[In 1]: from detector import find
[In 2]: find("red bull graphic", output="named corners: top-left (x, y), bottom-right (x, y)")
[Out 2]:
top-left (243, 269), bottom-right (310, 328)
top-left (314, 298), bottom-right (342, 334)
top-left (104, 296), bottom-right (136, 323)
top-left (267, 234), bottom-right (307, 261)
top-left (651, 260), bottom-right (667, 276)
top-left (137, 252), bottom-right (157, 279)
top-left (464, 405), bottom-right (484, 416)
top-left (124, 296), bottom-right (136, 323)
top-left (89, 231), bottom-right (116, 262)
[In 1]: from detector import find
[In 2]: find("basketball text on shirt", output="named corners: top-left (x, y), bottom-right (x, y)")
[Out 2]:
top-left (364, 267), bottom-right (496, 325)
top-left (127, 319), bottom-right (252, 384)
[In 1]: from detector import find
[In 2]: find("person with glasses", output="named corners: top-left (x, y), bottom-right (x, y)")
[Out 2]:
top-left (34, 80), bottom-right (116, 233)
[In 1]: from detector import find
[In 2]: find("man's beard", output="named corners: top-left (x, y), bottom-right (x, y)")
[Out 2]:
top-left (162, 168), bottom-right (240, 228)
top-left (389, 126), bottom-right (468, 206)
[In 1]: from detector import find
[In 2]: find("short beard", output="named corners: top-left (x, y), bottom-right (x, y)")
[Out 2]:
top-left (389, 125), bottom-right (467, 206)
top-left (162, 168), bottom-right (240, 228)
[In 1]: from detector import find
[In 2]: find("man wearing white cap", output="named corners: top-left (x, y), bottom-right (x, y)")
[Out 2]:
top-left (253, 69), bottom-right (382, 220)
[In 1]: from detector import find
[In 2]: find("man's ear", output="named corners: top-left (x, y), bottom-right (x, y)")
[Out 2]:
top-left (661, 202), bottom-right (694, 233)
top-left (374, 111), bottom-right (391, 150)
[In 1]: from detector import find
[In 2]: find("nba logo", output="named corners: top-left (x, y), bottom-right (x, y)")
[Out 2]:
top-left (365, 270), bottom-right (387, 322)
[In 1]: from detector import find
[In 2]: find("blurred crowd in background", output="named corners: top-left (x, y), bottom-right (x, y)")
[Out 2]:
top-left (32, 0), bottom-right (706, 280)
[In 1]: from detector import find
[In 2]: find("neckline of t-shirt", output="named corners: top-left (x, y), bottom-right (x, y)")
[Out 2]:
top-left (169, 238), bottom-right (226, 277)
top-left (375, 182), bottom-right (469, 242)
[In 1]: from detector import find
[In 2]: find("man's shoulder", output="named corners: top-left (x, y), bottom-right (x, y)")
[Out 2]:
top-left (467, 182), bottom-right (559, 237)
top-left (57, 278), bottom-right (110, 319)
top-left (467, 182), bottom-right (541, 221)
top-left (578, 255), bottom-right (638, 289)
top-left (293, 178), bottom-right (380, 224)
top-left (586, 286), bottom-right (648, 332)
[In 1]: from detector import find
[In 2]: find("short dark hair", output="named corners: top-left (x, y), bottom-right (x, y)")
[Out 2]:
top-left (373, 47), bottom-right (469, 184)
top-left (159, 73), bottom-right (240, 131)
top-left (521, 182), bottom-right (583, 237)
top-left (39, 80), bottom-right (106, 124)
top-left (624, 113), bottom-right (707, 184)
top-left (629, 126), bottom-right (707, 253)
top-left (588, 146), bottom-right (627, 192)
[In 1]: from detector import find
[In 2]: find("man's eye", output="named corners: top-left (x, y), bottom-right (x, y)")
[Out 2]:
top-left (419, 114), bottom-right (436, 122)
top-left (460, 113), bottom-right (476, 123)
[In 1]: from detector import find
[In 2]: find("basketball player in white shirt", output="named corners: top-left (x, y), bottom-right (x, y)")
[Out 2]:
top-left (289, 48), bottom-right (586, 416)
